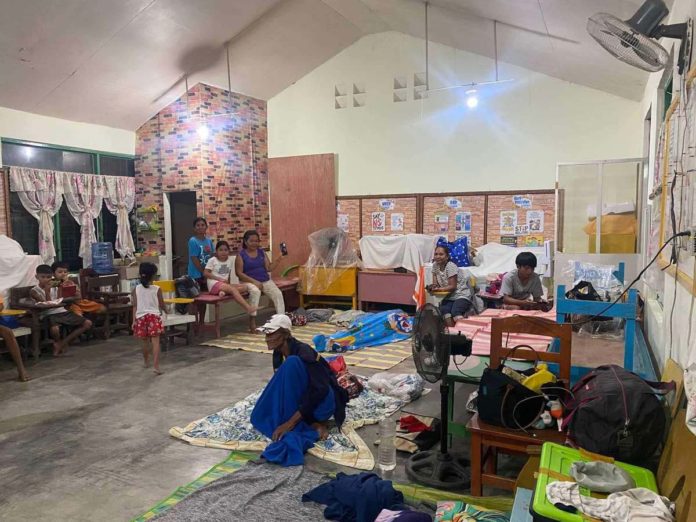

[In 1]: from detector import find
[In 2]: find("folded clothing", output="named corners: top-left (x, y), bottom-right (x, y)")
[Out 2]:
top-left (569, 461), bottom-right (636, 493)
top-left (546, 481), bottom-right (674, 522)
top-left (302, 472), bottom-right (406, 522)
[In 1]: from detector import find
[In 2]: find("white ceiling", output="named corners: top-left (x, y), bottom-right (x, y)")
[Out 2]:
top-left (0, 0), bottom-right (667, 130)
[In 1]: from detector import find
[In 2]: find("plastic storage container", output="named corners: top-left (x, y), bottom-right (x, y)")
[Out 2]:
top-left (377, 417), bottom-right (396, 472)
top-left (91, 242), bottom-right (114, 274)
top-left (531, 442), bottom-right (658, 522)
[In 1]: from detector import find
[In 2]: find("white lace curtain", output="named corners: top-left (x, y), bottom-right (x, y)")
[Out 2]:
top-left (9, 167), bottom-right (136, 265)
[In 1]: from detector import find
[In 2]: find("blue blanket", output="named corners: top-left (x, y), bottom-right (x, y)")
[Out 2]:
top-left (313, 310), bottom-right (412, 353)
top-left (250, 355), bottom-right (335, 466)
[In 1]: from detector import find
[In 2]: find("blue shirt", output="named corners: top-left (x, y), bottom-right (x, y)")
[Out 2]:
top-left (187, 236), bottom-right (214, 279)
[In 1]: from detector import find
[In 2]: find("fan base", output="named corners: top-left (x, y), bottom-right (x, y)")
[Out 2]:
top-left (405, 450), bottom-right (471, 490)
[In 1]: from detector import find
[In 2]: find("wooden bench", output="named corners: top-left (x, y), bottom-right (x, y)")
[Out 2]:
top-left (194, 277), bottom-right (299, 338)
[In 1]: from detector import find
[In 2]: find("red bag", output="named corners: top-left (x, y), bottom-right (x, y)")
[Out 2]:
top-left (328, 355), bottom-right (347, 374)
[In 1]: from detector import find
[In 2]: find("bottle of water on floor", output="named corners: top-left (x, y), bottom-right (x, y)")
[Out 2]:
top-left (378, 417), bottom-right (396, 472)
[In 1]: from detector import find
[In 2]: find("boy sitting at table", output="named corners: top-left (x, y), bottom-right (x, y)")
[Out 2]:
top-left (31, 264), bottom-right (92, 356)
top-left (501, 252), bottom-right (552, 311)
top-left (51, 261), bottom-right (106, 316)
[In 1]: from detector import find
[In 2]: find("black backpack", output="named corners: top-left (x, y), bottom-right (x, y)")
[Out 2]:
top-left (563, 365), bottom-right (674, 463)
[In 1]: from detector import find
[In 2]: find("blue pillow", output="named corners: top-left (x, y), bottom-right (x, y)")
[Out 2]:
top-left (437, 236), bottom-right (470, 267)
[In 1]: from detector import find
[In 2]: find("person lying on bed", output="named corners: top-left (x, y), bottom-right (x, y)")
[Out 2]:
top-left (501, 251), bottom-right (551, 311)
top-left (250, 314), bottom-right (349, 466)
top-left (427, 245), bottom-right (476, 327)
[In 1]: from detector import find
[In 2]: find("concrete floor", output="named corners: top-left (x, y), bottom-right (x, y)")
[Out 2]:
top-left (0, 311), bottom-right (478, 521)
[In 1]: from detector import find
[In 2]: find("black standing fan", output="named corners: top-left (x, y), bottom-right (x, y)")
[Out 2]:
top-left (587, 0), bottom-right (691, 74)
top-left (405, 303), bottom-right (472, 489)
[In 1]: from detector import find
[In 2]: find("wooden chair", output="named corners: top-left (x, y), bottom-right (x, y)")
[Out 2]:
top-left (10, 286), bottom-right (56, 358)
top-left (83, 273), bottom-right (131, 338)
top-left (0, 308), bottom-right (32, 360)
top-left (152, 280), bottom-right (196, 349)
top-left (467, 316), bottom-right (572, 495)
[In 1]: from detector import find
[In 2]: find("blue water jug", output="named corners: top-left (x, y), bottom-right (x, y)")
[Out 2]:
top-left (91, 242), bottom-right (114, 274)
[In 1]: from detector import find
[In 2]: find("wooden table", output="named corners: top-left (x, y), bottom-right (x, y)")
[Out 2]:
top-left (467, 413), bottom-right (567, 496)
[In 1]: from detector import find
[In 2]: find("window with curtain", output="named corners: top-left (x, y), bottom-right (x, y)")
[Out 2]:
top-left (2, 140), bottom-right (135, 268)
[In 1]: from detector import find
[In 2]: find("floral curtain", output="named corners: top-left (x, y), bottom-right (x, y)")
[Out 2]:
top-left (103, 176), bottom-right (136, 259)
top-left (9, 166), bottom-right (136, 267)
top-left (9, 167), bottom-right (64, 264)
top-left (62, 173), bottom-right (104, 267)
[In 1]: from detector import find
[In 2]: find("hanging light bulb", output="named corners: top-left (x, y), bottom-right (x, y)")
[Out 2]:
top-left (465, 89), bottom-right (479, 109)
top-left (197, 124), bottom-right (209, 140)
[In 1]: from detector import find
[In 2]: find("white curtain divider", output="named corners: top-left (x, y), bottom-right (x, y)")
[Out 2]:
top-left (103, 176), bottom-right (136, 259)
top-left (9, 167), bottom-right (64, 264)
top-left (62, 172), bottom-right (105, 267)
top-left (9, 166), bottom-right (136, 266)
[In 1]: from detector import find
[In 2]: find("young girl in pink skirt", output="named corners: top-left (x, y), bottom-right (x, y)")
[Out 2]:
top-left (132, 262), bottom-right (166, 375)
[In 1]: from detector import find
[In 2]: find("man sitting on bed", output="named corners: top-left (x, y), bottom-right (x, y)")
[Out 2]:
top-left (501, 252), bottom-right (551, 311)
top-left (250, 314), bottom-right (349, 466)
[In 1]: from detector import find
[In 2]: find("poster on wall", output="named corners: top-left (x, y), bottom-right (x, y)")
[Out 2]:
top-left (379, 199), bottom-right (395, 210)
top-left (526, 210), bottom-right (544, 233)
top-left (500, 236), bottom-right (518, 247)
top-left (512, 195), bottom-right (532, 208)
top-left (524, 235), bottom-right (544, 247)
top-left (514, 224), bottom-right (529, 236)
top-left (435, 212), bottom-right (449, 233)
top-left (444, 197), bottom-right (462, 209)
top-left (372, 212), bottom-right (386, 231)
top-left (337, 213), bottom-right (349, 232)
top-left (336, 201), bottom-right (341, 212)
top-left (455, 211), bottom-right (471, 233)
top-left (500, 211), bottom-right (517, 234)
top-left (391, 213), bottom-right (404, 231)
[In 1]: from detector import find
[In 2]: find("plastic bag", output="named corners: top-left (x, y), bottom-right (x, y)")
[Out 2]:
top-left (367, 373), bottom-right (426, 402)
top-left (562, 260), bottom-right (624, 299)
top-left (305, 227), bottom-right (359, 294)
top-left (685, 364), bottom-right (696, 437)
top-left (577, 317), bottom-right (625, 340)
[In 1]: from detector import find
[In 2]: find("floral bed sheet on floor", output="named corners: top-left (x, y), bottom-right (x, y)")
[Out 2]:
top-left (170, 376), bottom-right (426, 471)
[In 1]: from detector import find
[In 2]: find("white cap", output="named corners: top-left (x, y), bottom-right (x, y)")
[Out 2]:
top-left (257, 314), bottom-right (292, 333)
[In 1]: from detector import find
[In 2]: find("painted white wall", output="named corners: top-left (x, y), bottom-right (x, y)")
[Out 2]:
top-left (268, 31), bottom-right (643, 196)
top-left (0, 106), bottom-right (135, 161)
top-left (640, 0), bottom-right (696, 372)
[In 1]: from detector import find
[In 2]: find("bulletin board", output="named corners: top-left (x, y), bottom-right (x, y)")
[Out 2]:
top-left (360, 197), bottom-right (418, 237)
top-left (422, 195), bottom-right (485, 247)
top-left (335, 198), bottom-right (361, 248)
top-left (651, 66), bottom-right (696, 296)
top-left (486, 192), bottom-right (555, 248)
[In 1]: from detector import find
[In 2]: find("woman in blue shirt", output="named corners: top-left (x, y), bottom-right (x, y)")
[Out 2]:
top-left (187, 217), bottom-right (214, 290)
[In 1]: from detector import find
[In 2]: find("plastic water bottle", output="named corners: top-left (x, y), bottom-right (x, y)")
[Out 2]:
top-left (377, 417), bottom-right (397, 472)
top-left (91, 242), bottom-right (114, 274)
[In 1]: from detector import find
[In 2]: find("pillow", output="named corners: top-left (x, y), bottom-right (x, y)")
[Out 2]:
top-left (437, 236), bottom-right (470, 267)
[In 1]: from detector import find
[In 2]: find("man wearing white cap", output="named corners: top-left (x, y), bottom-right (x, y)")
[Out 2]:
top-left (250, 314), bottom-right (349, 466)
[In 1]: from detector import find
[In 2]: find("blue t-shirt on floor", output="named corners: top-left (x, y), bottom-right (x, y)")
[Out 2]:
top-left (188, 236), bottom-right (214, 279)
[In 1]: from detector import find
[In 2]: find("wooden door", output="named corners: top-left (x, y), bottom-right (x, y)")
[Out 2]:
top-left (269, 154), bottom-right (336, 275)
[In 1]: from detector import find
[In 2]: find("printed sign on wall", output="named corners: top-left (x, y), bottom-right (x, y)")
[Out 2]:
top-left (391, 213), bottom-right (404, 231)
top-left (500, 210), bottom-right (517, 234)
top-left (500, 236), bottom-right (518, 247)
top-left (337, 213), bottom-right (349, 232)
top-left (515, 224), bottom-right (530, 236)
top-left (526, 210), bottom-right (544, 233)
top-left (455, 212), bottom-right (471, 233)
top-left (444, 197), bottom-right (462, 209)
top-left (372, 212), bottom-right (386, 231)
top-left (379, 199), bottom-right (395, 210)
top-left (513, 195), bottom-right (532, 208)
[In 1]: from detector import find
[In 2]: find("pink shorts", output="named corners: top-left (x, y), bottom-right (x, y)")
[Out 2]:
top-left (209, 281), bottom-right (224, 295)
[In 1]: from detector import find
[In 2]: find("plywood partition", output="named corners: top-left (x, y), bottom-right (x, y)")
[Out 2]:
top-left (360, 197), bottom-right (417, 236)
top-left (486, 192), bottom-right (555, 247)
top-left (269, 154), bottom-right (336, 275)
top-left (336, 198), bottom-right (361, 248)
top-left (423, 195), bottom-right (486, 247)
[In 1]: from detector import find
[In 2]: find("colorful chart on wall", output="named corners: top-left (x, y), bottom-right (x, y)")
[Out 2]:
top-left (500, 211), bottom-right (517, 234)
top-left (372, 212), bottom-right (386, 232)
top-left (526, 210), bottom-right (544, 233)
top-left (500, 236), bottom-right (518, 247)
top-left (455, 212), bottom-right (471, 233)
top-left (337, 213), bottom-right (349, 232)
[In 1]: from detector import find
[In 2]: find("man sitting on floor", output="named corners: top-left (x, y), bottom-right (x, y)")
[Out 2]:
top-left (250, 314), bottom-right (349, 466)
top-left (501, 251), bottom-right (551, 311)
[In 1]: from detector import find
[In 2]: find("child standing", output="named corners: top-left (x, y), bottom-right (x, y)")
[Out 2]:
top-left (204, 241), bottom-right (257, 319)
top-left (31, 264), bottom-right (93, 356)
top-left (131, 262), bottom-right (166, 375)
